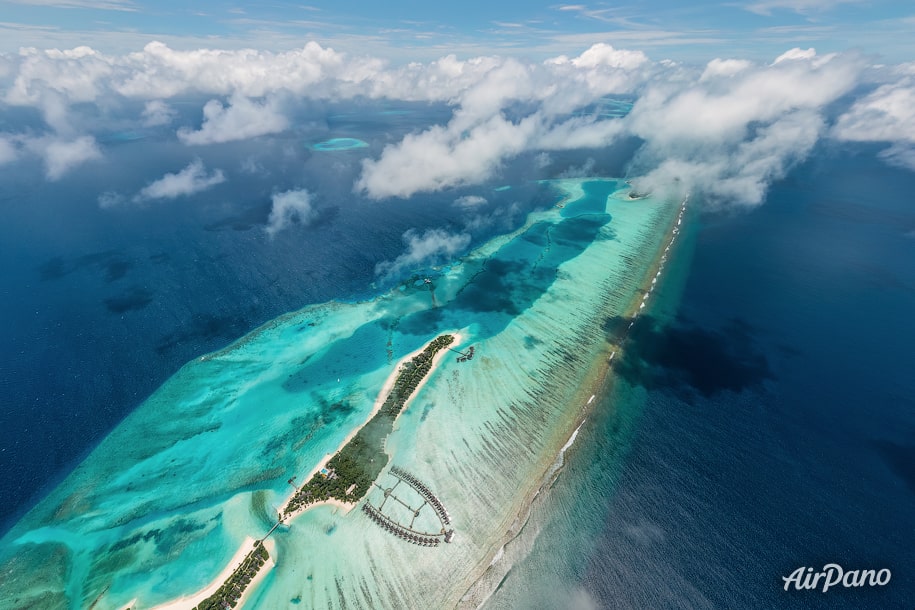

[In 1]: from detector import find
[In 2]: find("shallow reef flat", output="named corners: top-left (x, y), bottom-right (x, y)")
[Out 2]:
top-left (0, 178), bottom-right (680, 610)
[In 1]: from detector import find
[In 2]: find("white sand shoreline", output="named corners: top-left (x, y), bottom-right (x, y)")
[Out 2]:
top-left (280, 331), bottom-right (462, 521)
top-left (151, 536), bottom-right (258, 610)
top-left (148, 332), bottom-right (462, 609)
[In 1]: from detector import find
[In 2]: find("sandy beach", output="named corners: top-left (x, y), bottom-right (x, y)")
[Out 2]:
top-left (151, 536), bottom-right (258, 610)
top-left (280, 331), bottom-right (463, 521)
top-left (149, 332), bottom-right (463, 609)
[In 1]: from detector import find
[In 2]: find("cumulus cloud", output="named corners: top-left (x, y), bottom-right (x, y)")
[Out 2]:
top-left (27, 135), bottom-right (102, 179)
top-left (375, 228), bottom-right (471, 280)
top-left (355, 43), bottom-right (651, 199)
top-left (700, 58), bottom-right (751, 81)
top-left (135, 159), bottom-right (225, 201)
top-left (141, 99), bottom-right (176, 127)
top-left (625, 49), bottom-right (863, 205)
top-left (833, 80), bottom-right (915, 144)
top-left (358, 114), bottom-right (540, 198)
top-left (830, 67), bottom-right (915, 171)
top-left (0, 39), bottom-right (905, 209)
top-left (564, 43), bottom-right (648, 71)
top-left (265, 189), bottom-right (316, 236)
top-left (178, 95), bottom-right (288, 145)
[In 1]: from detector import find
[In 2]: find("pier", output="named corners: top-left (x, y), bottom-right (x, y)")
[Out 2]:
top-left (448, 345), bottom-right (475, 363)
top-left (362, 466), bottom-right (455, 546)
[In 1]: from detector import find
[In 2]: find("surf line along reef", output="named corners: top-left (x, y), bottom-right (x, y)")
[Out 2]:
top-left (186, 333), bottom-right (458, 610)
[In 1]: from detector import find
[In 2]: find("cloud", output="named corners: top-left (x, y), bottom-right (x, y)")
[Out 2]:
top-left (743, 0), bottom-right (863, 16)
top-left (357, 114), bottom-right (540, 198)
top-left (0, 39), bottom-right (902, 209)
top-left (700, 58), bottom-right (752, 81)
top-left (141, 99), bottom-right (176, 127)
top-left (97, 190), bottom-right (125, 208)
top-left (833, 80), bottom-right (915, 143)
top-left (567, 43), bottom-right (649, 70)
top-left (623, 49), bottom-right (863, 206)
top-left (5, 0), bottom-right (136, 10)
top-left (454, 195), bottom-right (487, 208)
top-left (833, 77), bottom-right (915, 171)
top-left (135, 159), bottom-right (225, 201)
top-left (375, 228), bottom-right (471, 280)
top-left (28, 135), bottom-right (102, 179)
top-left (0, 137), bottom-right (17, 165)
top-left (265, 189), bottom-right (316, 236)
top-left (178, 95), bottom-right (289, 145)
top-left (357, 43), bottom-right (647, 199)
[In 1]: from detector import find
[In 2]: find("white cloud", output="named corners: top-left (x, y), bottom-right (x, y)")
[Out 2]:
top-left (6, 0), bottom-right (136, 10)
top-left (97, 190), bottom-right (125, 208)
top-left (833, 79), bottom-right (915, 171)
top-left (265, 189), bottom-right (316, 236)
top-left (32, 135), bottom-right (102, 179)
top-left (141, 99), bottom-right (175, 127)
top-left (454, 195), bottom-right (487, 208)
top-left (877, 144), bottom-right (915, 171)
top-left (177, 95), bottom-right (289, 145)
top-left (0, 137), bottom-right (17, 165)
top-left (772, 47), bottom-right (818, 65)
top-left (375, 228), bottom-right (471, 280)
top-left (568, 43), bottom-right (649, 71)
top-left (700, 58), bottom-right (751, 81)
top-left (743, 0), bottom-right (863, 16)
top-left (135, 159), bottom-right (225, 201)
top-left (623, 49), bottom-right (862, 206)
top-left (357, 43), bottom-right (648, 199)
top-left (357, 114), bottom-right (540, 199)
top-left (833, 81), bottom-right (915, 143)
top-left (0, 39), bottom-right (903, 207)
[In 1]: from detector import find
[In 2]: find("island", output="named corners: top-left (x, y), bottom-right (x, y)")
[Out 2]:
top-left (155, 333), bottom-right (458, 609)
top-left (283, 333), bottom-right (455, 514)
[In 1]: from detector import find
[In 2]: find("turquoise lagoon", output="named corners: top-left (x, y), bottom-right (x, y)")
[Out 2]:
top-left (0, 179), bottom-right (681, 609)
top-left (309, 138), bottom-right (369, 151)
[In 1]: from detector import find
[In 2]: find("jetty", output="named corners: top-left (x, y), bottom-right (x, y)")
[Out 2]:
top-left (362, 466), bottom-right (455, 546)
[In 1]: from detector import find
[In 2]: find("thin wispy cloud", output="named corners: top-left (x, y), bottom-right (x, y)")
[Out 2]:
top-left (375, 228), bottom-right (471, 281)
top-left (742, 0), bottom-right (864, 16)
top-left (6, 0), bottom-right (137, 11)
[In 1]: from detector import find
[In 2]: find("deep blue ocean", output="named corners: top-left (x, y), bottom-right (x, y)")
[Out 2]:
top-left (486, 144), bottom-right (915, 608)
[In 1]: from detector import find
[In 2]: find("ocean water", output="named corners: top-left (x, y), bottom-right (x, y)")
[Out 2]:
top-left (0, 99), bottom-right (566, 536)
top-left (0, 175), bottom-right (680, 608)
top-left (482, 146), bottom-right (915, 608)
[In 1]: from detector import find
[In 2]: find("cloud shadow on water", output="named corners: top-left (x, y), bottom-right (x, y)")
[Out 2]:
top-left (873, 440), bottom-right (915, 495)
top-left (609, 315), bottom-right (774, 398)
top-left (39, 251), bottom-right (135, 283)
top-left (103, 286), bottom-right (154, 314)
top-left (155, 313), bottom-right (248, 354)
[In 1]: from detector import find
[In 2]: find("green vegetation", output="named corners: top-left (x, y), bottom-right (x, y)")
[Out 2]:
top-left (188, 335), bottom-right (453, 609)
top-left (193, 541), bottom-right (270, 610)
top-left (283, 334), bottom-right (454, 515)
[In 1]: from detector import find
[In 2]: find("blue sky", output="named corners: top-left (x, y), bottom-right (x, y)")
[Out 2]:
top-left (0, 0), bottom-right (913, 62)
